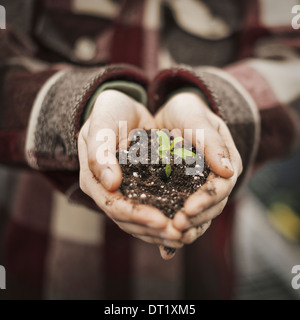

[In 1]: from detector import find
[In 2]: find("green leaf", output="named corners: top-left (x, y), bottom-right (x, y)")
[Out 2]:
top-left (172, 148), bottom-right (184, 158)
top-left (170, 137), bottom-right (184, 151)
top-left (158, 149), bottom-right (168, 160)
top-left (157, 130), bottom-right (170, 151)
top-left (183, 149), bottom-right (196, 157)
top-left (165, 164), bottom-right (172, 179)
top-left (173, 148), bottom-right (196, 160)
top-left (158, 145), bottom-right (170, 152)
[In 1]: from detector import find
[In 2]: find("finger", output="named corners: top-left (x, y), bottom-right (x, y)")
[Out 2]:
top-left (79, 135), bottom-right (171, 229)
top-left (186, 197), bottom-right (228, 228)
top-left (210, 114), bottom-right (243, 177)
top-left (108, 199), bottom-right (173, 230)
top-left (132, 234), bottom-right (184, 248)
top-left (171, 210), bottom-right (189, 230)
top-left (159, 246), bottom-right (177, 260)
top-left (201, 126), bottom-right (234, 178)
top-left (115, 219), bottom-right (182, 241)
top-left (86, 173), bottom-right (170, 229)
top-left (80, 126), bottom-right (121, 196)
top-left (181, 221), bottom-right (211, 244)
top-left (183, 172), bottom-right (237, 215)
top-left (173, 197), bottom-right (228, 231)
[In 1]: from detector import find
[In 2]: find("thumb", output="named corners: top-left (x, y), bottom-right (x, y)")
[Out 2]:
top-left (84, 118), bottom-right (122, 191)
top-left (203, 127), bottom-right (234, 179)
top-left (184, 121), bottom-right (234, 179)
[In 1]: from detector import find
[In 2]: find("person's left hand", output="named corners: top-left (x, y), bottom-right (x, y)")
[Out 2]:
top-left (155, 91), bottom-right (243, 259)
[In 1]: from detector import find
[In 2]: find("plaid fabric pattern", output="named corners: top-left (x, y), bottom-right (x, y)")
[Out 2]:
top-left (0, 0), bottom-right (299, 299)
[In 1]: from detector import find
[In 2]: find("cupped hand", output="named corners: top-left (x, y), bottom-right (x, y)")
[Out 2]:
top-left (78, 90), bottom-right (182, 254)
top-left (155, 91), bottom-right (243, 259)
top-left (78, 89), bottom-right (242, 261)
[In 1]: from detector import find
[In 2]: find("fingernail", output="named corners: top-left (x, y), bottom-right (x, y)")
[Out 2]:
top-left (101, 168), bottom-right (113, 189)
top-left (164, 247), bottom-right (176, 255)
top-left (174, 212), bottom-right (189, 229)
top-left (221, 157), bottom-right (234, 172)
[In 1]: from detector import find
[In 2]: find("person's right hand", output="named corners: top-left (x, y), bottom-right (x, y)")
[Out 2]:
top-left (155, 91), bottom-right (243, 259)
top-left (78, 90), bottom-right (183, 252)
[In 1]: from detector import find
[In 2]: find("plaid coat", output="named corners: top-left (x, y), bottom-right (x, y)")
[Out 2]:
top-left (0, 0), bottom-right (299, 299)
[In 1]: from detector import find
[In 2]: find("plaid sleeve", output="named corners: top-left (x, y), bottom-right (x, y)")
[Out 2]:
top-left (0, 63), bottom-right (148, 212)
top-left (226, 59), bottom-right (300, 164)
top-left (0, 64), bottom-right (148, 170)
top-left (148, 58), bottom-right (300, 186)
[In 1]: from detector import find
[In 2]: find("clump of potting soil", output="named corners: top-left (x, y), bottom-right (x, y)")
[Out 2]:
top-left (118, 129), bottom-right (210, 219)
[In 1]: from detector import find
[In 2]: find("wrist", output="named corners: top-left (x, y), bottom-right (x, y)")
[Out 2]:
top-left (165, 90), bottom-right (211, 115)
top-left (82, 80), bottom-right (148, 124)
top-left (166, 87), bottom-right (210, 108)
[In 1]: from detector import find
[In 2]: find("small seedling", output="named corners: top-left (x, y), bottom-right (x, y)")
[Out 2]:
top-left (156, 130), bottom-right (195, 179)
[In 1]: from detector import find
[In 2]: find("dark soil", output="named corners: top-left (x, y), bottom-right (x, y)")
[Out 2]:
top-left (118, 129), bottom-right (210, 219)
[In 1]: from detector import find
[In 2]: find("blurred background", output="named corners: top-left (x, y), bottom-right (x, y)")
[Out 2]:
top-left (233, 150), bottom-right (300, 299)
top-left (1, 150), bottom-right (300, 299)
